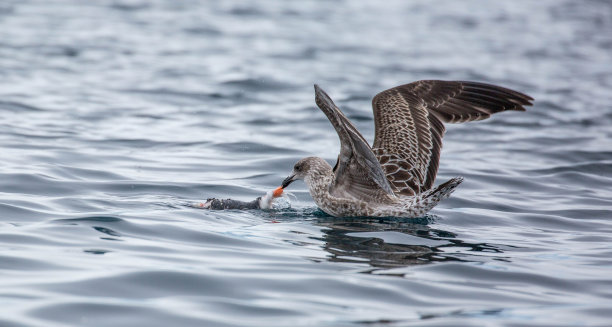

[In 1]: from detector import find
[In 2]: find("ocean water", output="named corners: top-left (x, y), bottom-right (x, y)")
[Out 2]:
top-left (1, 0), bottom-right (612, 326)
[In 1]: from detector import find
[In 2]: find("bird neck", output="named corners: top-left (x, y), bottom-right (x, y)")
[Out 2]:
top-left (304, 168), bottom-right (336, 209)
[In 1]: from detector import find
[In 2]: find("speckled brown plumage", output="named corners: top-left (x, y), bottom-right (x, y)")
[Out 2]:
top-left (372, 80), bottom-right (533, 196)
top-left (282, 81), bottom-right (532, 217)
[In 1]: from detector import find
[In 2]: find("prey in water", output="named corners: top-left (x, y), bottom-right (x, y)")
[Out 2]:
top-left (201, 187), bottom-right (284, 210)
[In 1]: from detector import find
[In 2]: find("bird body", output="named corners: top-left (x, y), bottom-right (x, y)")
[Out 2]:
top-left (291, 156), bottom-right (463, 217)
top-left (281, 81), bottom-right (533, 217)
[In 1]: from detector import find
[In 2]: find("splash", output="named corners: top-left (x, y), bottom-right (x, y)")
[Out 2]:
top-left (258, 187), bottom-right (295, 210)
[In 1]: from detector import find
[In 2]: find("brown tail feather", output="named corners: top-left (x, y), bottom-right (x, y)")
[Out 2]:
top-left (424, 177), bottom-right (464, 201)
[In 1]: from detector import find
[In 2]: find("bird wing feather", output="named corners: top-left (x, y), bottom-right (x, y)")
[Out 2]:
top-left (314, 84), bottom-right (396, 203)
top-left (372, 80), bottom-right (533, 196)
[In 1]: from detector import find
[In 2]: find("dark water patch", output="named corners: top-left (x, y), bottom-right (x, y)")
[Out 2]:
top-left (42, 270), bottom-right (258, 299)
top-left (0, 100), bottom-right (46, 112)
top-left (93, 226), bottom-right (121, 237)
top-left (0, 319), bottom-right (28, 327)
top-left (111, 1), bottom-right (151, 12)
top-left (308, 217), bottom-right (517, 269)
top-left (0, 255), bottom-right (66, 270)
top-left (30, 301), bottom-right (227, 327)
top-left (241, 117), bottom-right (282, 126)
top-left (53, 215), bottom-right (124, 224)
top-left (183, 25), bottom-right (222, 36)
top-left (228, 6), bottom-right (265, 17)
top-left (83, 249), bottom-right (111, 255)
top-left (432, 15), bottom-right (479, 29)
top-left (123, 88), bottom-right (236, 104)
top-left (4, 131), bottom-right (69, 140)
top-left (221, 78), bottom-right (297, 92)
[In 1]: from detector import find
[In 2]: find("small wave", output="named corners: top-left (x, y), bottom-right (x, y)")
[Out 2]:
top-left (221, 78), bottom-right (297, 92)
top-left (54, 216), bottom-right (125, 224)
top-left (0, 100), bottom-right (46, 112)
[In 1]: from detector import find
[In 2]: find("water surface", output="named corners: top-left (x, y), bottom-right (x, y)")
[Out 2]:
top-left (1, 1), bottom-right (612, 326)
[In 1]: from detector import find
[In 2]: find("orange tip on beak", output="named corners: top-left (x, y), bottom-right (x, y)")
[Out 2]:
top-left (273, 186), bottom-right (284, 198)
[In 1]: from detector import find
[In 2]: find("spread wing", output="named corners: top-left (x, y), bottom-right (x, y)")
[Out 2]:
top-left (314, 84), bottom-right (396, 203)
top-left (372, 80), bottom-right (533, 196)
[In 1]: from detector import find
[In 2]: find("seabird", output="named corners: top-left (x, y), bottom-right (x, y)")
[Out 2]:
top-left (281, 80), bottom-right (533, 217)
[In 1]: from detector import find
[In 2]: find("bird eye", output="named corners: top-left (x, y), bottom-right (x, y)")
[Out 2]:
top-left (294, 164), bottom-right (301, 171)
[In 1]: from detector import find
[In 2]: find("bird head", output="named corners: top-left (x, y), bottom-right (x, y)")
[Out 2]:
top-left (281, 157), bottom-right (330, 189)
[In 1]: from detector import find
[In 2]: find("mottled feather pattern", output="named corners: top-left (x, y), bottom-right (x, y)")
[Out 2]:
top-left (313, 85), bottom-right (396, 202)
top-left (287, 81), bottom-right (532, 217)
top-left (372, 80), bottom-right (533, 196)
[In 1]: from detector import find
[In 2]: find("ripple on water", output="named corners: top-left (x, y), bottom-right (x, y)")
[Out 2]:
top-left (1, 0), bottom-right (612, 326)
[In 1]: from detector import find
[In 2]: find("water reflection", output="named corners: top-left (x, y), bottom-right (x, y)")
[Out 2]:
top-left (312, 216), bottom-right (509, 270)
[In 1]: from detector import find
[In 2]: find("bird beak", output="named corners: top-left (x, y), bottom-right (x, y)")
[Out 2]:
top-left (281, 174), bottom-right (296, 188)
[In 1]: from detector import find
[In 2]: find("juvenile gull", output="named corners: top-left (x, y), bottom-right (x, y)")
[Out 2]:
top-left (281, 81), bottom-right (533, 217)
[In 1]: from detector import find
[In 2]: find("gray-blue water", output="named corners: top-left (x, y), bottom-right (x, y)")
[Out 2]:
top-left (1, 1), bottom-right (612, 326)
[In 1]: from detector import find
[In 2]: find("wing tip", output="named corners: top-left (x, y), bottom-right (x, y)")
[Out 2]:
top-left (462, 80), bottom-right (534, 106)
top-left (313, 83), bottom-right (337, 109)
